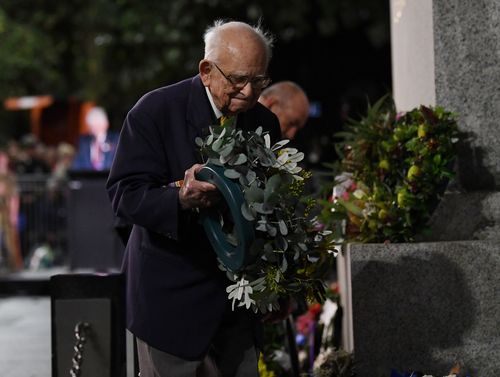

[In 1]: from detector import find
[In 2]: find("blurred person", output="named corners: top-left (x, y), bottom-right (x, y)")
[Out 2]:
top-left (12, 133), bottom-right (51, 175)
top-left (258, 80), bottom-right (310, 140)
top-left (0, 149), bottom-right (23, 271)
top-left (72, 106), bottom-right (119, 171)
top-left (106, 20), bottom-right (280, 377)
top-left (48, 142), bottom-right (76, 190)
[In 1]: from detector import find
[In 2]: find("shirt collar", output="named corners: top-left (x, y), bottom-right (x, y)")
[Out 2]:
top-left (205, 86), bottom-right (223, 120)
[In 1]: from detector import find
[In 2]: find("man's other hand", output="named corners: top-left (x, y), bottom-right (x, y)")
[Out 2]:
top-left (179, 164), bottom-right (221, 210)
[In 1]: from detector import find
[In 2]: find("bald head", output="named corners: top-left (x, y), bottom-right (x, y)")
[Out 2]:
top-left (203, 20), bottom-right (274, 65)
top-left (259, 81), bottom-right (310, 140)
top-left (199, 20), bottom-right (275, 115)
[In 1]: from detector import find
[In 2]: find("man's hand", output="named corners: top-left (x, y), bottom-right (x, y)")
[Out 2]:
top-left (178, 164), bottom-right (221, 210)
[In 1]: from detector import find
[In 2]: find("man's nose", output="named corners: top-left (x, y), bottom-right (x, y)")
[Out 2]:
top-left (239, 82), bottom-right (256, 96)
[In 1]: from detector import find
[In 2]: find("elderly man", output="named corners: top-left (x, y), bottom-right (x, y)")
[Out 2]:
top-left (106, 20), bottom-right (280, 376)
top-left (258, 80), bottom-right (310, 140)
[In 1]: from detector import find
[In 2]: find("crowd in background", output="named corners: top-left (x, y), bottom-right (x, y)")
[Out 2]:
top-left (0, 133), bottom-right (76, 273)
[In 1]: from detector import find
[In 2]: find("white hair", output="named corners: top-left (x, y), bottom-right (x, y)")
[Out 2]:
top-left (203, 20), bottom-right (275, 65)
top-left (86, 107), bottom-right (108, 126)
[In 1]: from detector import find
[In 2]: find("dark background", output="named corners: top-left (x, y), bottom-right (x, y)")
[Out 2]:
top-left (0, 0), bottom-right (391, 170)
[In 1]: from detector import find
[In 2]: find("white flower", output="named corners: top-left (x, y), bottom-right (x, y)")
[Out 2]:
top-left (332, 172), bottom-right (354, 199)
top-left (352, 189), bottom-right (366, 199)
top-left (226, 276), bottom-right (255, 310)
top-left (273, 148), bottom-right (304, 176)
top-left (319, 299), bottom-right (338, 326)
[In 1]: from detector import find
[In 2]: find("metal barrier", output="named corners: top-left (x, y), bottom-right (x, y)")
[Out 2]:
top-left (16, 174), bottom-right (69, 266)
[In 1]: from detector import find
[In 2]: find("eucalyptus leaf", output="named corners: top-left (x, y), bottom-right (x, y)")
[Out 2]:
top-left (278, 219), bottom-right (288, 236)
top-left (294, 248), bottom-right (300, 260)
top-left (281, 256), bottom-right (288, 273)
top-left (217, 126), bottom-right (227, 140)
top-left (219, 154), bottom-right (230, 164)
top-left (254, 203), bottom-right (273, 215)
top-left (256, 222), bottom-right (267, 232)
top-left (238, 174), bottom-right (249, 186)
top-left (224, 168), bottom-right (241, 179)
top-left (274, 269), bottom-right (281, 283)
top-left (245, 182), bottom-right (264, 202)
top-left (219, 141), bottom-right (235, 157)
top-left (275, 235), bottom-right (288, 251)
top-left (266, 224), bottom-right (277, 237)
top-left (208, 158), bottom-right (223, 166)
top-left (264, 192), bottom-right (279, 207)
top-left (212, 138), bottom-right (224, 152)
top-left (266, 174), bottom-right (282, 193)
top-left (264, 134), bottom-right (271, 149)
top-left (229, 153), bottom-right (248, 166)
top-left (241, 203), bottom-right (255, 221)
top-left (246, 169), bottom-right (256, 184)
top-left (195, 137), bottom-right (204, 147)
top-left (307, 255), bottom-right (320, 263)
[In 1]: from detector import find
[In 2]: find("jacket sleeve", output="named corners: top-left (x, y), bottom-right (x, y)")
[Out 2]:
top-left (106, 109), bottom-right (182, 240)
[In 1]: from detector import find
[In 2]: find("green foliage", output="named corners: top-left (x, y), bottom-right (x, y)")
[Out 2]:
top-left (313, 348), bottom-right (355, 377)
top-left (0, 0), bottom-right (389, 131)
top-left (196, 118), bottom-right (336, 313)
top-left (0, 8), bottom-right (61, 96)
top-left (320, 95), bottom-right (459, 243)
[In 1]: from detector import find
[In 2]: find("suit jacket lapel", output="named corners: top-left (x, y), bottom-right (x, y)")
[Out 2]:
top-left (186, 75), bottom-right (216, 163)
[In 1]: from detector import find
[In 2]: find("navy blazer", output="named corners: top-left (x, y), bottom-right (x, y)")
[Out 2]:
top-left (106, 75), bottom-right (281, 359)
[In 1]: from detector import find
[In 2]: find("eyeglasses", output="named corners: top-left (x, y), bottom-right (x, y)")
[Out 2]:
top-left (211, 62), bottom-right (271, 90)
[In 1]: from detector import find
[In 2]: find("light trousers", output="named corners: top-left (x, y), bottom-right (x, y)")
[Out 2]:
top-left (136, 313), bottom-right (260, 377)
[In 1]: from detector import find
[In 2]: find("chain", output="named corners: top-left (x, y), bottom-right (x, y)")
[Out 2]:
top-left (69, 321), bottom-right (90, 377)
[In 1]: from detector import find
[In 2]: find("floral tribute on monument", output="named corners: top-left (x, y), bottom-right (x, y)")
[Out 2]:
top-left (196, 117), bottom-right (335, 314)
top-left (320, 95), bottom-right (459, 243)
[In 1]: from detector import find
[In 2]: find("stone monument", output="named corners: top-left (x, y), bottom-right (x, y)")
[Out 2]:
top-left (343, 1), bottom-right (500, 376)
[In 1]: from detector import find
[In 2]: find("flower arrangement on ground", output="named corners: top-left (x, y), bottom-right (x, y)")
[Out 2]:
top-left (196, 117), bottom-right (335, 314)
top-left (320, 95), bottom-right (459, 243)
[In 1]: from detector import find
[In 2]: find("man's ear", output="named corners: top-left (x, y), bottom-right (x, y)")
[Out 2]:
top-left (199, 60), bottom-right (212, 86)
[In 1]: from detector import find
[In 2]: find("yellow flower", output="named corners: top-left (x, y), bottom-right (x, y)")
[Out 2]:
top-left (378, 159), bottom-right (390, 171)
top-left (407, 165), bottom-right (421, 181)
top-left (397, 188), bottom-right (411, 207)
top-left (258, 354), bottom-right (276, 377)
top-left (378, 209), bottom-right (388, 220)
top-left (418, 123), bottom-right (428, 138)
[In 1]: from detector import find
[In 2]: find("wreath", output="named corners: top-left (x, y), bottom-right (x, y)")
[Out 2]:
top-left (195, 117), bottom-right (335, 313)
top-left (320, 95), bottom-right (459, 243)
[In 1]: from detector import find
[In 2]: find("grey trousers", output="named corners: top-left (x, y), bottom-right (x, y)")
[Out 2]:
top-left (136, 314), bottom-right (260, 377)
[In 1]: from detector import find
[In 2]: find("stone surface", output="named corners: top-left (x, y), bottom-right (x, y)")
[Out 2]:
top-left (0, 297), bottom-right (50, 377)
top-left (433, 1), bottom-right (500, 190)
top-left (420, 191), bottom-right (500, 242)
top-left (349, 241), bottom-right (500, 377)
top-left (414, 0), bottom-right (500, 242)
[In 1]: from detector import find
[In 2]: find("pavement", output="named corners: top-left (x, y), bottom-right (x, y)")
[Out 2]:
top-left (0, 267), bottom-right (134, 377)
top-left (0, 296), bottom-right (51, 377)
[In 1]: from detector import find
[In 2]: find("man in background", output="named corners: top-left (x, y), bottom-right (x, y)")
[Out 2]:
top-left (258, 80), bottom-right (310, 140)
top-left (72, 106), bottom-right (119, 171)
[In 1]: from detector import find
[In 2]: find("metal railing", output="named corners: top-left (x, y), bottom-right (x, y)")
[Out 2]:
top-left (16, 174), bottom-right (69, 267)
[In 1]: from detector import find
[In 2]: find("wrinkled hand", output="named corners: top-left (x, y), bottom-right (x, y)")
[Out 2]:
top-left (179, 164), bottom-right (221, 210)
